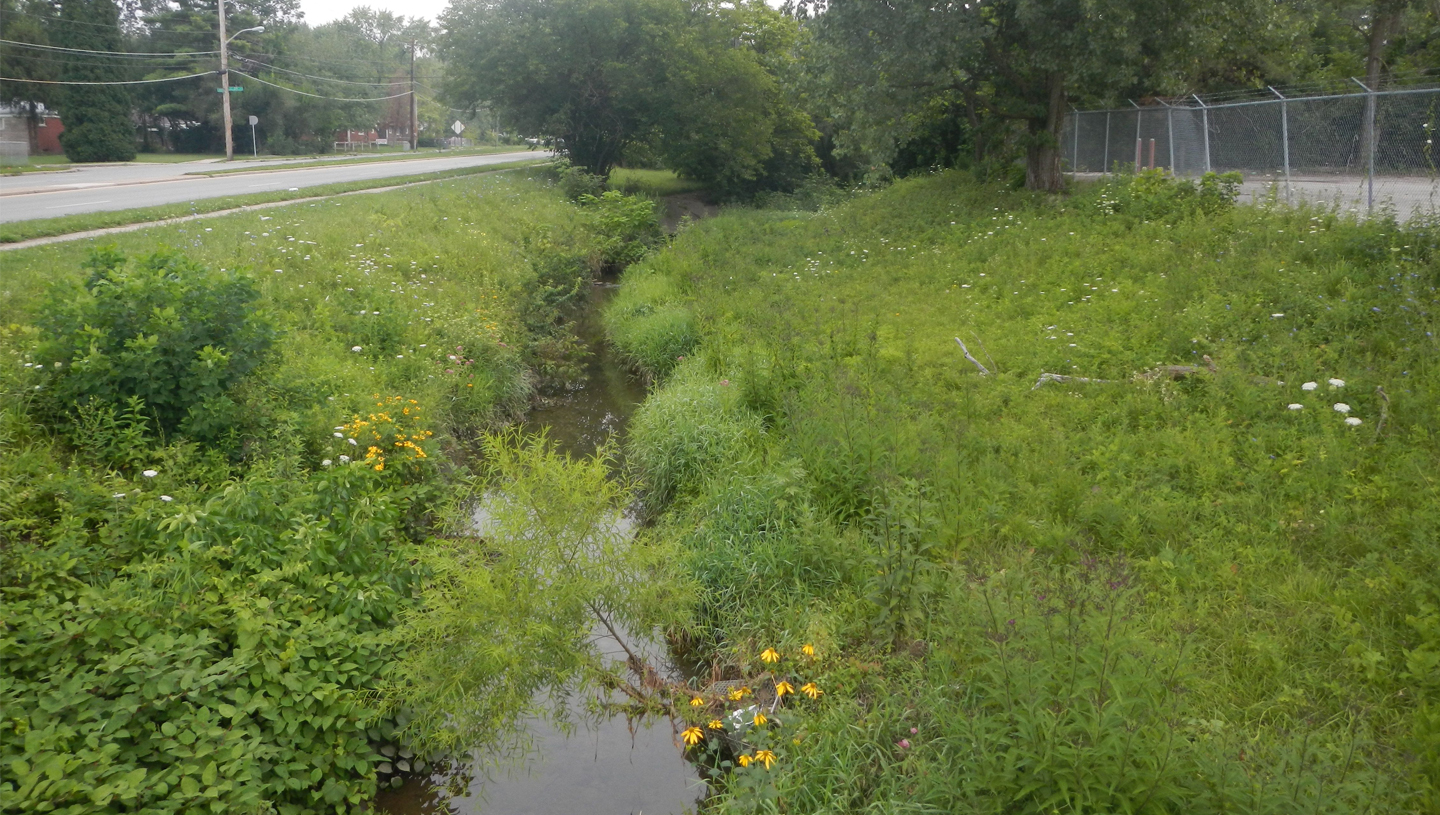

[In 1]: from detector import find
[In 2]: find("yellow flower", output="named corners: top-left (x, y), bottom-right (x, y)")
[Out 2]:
top-left (737, 754), bottom-right (753, 767)
top-left (689, 696), bottom-right (705, 707)
top-left (752, 711), bottom-right (767, 727)
top-left (774, 680), bottom-right (794, 698)
top-left (754, 749), bottom-right (776, 769)
top-left (707, 719), bottom-right (724, 730)
top-left (681, 726), bottom-right (704, 747)
top-left (760, 648), bottom-right (780, 664)
top-left (801, 682), bottom-right (823, 699)
top-left (727, 686), bottom-right (751, 702)
top-left (801, 643), bottom-right (815, 657)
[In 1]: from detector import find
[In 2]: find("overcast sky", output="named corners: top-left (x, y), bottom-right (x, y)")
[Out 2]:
top-left (300, 0), bottom-right (450, 26)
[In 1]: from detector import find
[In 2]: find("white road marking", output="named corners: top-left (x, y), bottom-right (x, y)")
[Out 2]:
top-left (46, 200), bottom-right (112, 209)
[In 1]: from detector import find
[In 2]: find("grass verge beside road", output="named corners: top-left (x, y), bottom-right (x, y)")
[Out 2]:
top-left (186, 145), bottom-right (540, 176)
top-left (0, 158), bottom-right (550, 244)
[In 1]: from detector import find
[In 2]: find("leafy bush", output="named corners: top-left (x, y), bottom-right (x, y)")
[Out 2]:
top-left (0, 463), bottom-right (422, 814)
top-left (555, 159), bottom-right (608, 200)
top-left (36, 248), bottom-right (274, 441)
top-left (578, 190), bottom-right (663, 271)
top-left (1095, 169), bottom-right (1242, 219)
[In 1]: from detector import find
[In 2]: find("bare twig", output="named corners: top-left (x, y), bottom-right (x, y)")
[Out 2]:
top-left (1032, 372), bottom-right (1121, 390)
top-left (1373, 385), bottom-right (1390, 440)
top-left (972, 331), bottom-right (998, 373)
top-left (954, 337), bottom-right (991, 375)
top-left (1034, 356), bottom-right (1219, 391)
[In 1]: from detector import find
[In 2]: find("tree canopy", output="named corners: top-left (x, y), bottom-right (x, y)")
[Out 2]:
top-left (441, 0), bottom-right (818, 193)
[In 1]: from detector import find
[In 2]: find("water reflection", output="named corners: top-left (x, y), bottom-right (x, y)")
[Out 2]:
top-left (373, 283), bottom-right (701, 814)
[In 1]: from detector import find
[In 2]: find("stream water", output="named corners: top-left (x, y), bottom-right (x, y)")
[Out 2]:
top-left (372, 283), bottom-right (704, 814)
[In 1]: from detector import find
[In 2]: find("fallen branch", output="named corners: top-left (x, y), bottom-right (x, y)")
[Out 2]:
top-left (1373, 385), bottom-right (1390, 440)
top-left (1033, 355), bottom-right (1217, 390)
top-left (954, 337), bottom-right (991, 376)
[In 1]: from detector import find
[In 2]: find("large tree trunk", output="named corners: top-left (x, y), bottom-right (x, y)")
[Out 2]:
top-left (1024, 71), bottom-right (1067, 192)
top-left (1359, 2), bottom-right (1404, 171)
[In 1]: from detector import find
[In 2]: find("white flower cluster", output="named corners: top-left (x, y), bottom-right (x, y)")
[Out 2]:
top-left (1289, 378), bottom-right (1362, 427)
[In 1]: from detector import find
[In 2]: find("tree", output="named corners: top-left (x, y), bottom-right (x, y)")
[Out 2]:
top-left (805, 0), bottom-right (1270, 191)
top-left (442, 0), bottom-right (818, 192)
top-left (0, 0), bottom-right (61, 153)
top-left (54, 0), bottom-right (137, 161)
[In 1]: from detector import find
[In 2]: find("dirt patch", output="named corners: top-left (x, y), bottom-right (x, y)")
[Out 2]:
top-left (660, 192), bottom-right (719, 233)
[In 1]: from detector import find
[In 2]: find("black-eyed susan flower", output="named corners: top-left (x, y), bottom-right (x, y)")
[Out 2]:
top-left (801, 682), bottom-right (823, 699)
top-left (774, 680), bottom-right (794, 698)
top-left (760, 648), bottom-right (780, 664)
top-left (801, 643), bottom-right (815, 657)
top-left (689, 696), bottom-right (705, 707)
top-left (681, 726), bottom-right (704, 747)
top-left (707, 719), bottom-right (724, 730)
top-left (752, 711), bottom-right (768, 727)
top-left (737, 753), bottom-right (753, 767)
top-left (754, 749), bottom-right (776, 769)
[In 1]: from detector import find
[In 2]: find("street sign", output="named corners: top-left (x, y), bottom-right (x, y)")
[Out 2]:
top-left (248, 115), bottom-right (258, 126)
top-left (216, 86), bottom-right (244, 92)
top-left (451, 120), bottom-right (465, 135)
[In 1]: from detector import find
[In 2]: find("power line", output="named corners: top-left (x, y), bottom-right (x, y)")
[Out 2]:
top-left (233, 70), bottom-right (412, 101)
top-left (240, 59), bottom-right (403, 87)
top-left (0, 70), bottom-right (216, 85)
top-left (0, 38), bottom-right (220, 57)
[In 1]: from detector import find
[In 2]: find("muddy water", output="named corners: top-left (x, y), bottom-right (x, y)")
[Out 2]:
top-left (372, 283), bottom-right (704, 814)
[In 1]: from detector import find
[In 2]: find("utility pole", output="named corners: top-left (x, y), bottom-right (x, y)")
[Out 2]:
top-left (409, 39), bottom-right (418, 150)
top-left (219, 0), bottom-right (232, 160)
top-left (217, 3), bottom-right (262, 161)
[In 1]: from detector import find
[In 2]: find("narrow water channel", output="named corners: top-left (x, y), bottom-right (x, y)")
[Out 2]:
top-left (372, 283), bottom-right (704, 814)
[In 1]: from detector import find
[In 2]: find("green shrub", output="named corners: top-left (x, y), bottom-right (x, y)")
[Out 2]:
top-left (578, 190), bottom-right (663, 272)
top-left (36, 248), bottom-right (274, 442)
top-left (1095, 169), bottom-right (1242, 220)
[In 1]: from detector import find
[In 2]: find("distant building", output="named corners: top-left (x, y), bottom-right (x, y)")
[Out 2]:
top-left (0, 104), bottom-right (64, 160)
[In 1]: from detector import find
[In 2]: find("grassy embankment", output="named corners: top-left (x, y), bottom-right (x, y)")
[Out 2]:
top-left (608, 171), bottom-right (1439, 812)
top-left (0, 169), bottom-right (626, 812)
top-left (0, 159), bottom-right (549, 245)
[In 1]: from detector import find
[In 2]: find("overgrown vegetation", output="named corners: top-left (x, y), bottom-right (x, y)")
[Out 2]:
top-left (0, 169), bottom-right (665, 812)
top-left (608, 170), bottom-right (1439, 812)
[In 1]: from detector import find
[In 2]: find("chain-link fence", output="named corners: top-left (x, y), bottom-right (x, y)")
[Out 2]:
top-left (1063, 79), bottom-right (1439, 219)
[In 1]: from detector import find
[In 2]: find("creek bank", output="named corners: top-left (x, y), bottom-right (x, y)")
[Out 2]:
top-left (371, 282), bottom-right (703, 814)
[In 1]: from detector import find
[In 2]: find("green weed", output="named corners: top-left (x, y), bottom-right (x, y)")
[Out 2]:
top-left (610, 169), bottom-right (1439, 810)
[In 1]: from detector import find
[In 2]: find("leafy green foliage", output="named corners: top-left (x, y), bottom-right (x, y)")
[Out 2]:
top-left (0, 171), bottom-right (660, 811)
top-left (390, 432), bottom-right (694, 757)
top-left (0, 460), bottom-right (422, 813)
top-left (54, 0), bottom-right (136, 163)
top-left (441, 0), bottom-right (818, 192)
top-left (37, 248), bottom-right (274, 442)
top-left (578, 190), bottom-right (664, 272)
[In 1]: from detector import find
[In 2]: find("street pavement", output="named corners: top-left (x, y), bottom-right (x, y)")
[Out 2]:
top-left (0, 150), bottom-right (546, 223)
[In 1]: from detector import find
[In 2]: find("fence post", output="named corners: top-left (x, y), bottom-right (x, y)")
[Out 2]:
top-left (1269, 86), bottom-right (1291, 203)
top-left (1164, 103), bottom-right (1176, 173)
top-left (1130, 99), bottom-right (1141, 172)
top-left (1072, 107), bottom-right (1080, 172)
top-left (1103, 110), bottom-right (1111, 173)
top-left (1193, 94), bottom-right (1211, 174)
top-left (1352, 77), bottom-right (1375, 214)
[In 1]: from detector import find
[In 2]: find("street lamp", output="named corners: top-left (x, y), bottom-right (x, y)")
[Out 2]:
top-left (217, 0), bottom-right (263, 160)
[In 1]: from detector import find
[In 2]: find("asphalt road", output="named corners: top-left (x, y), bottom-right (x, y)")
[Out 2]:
top-left (0, 150), bottom-right (546, 223)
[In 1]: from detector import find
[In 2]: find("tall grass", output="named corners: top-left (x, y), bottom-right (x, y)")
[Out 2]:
top-left (609, 170), bottom-right (1439, 811)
